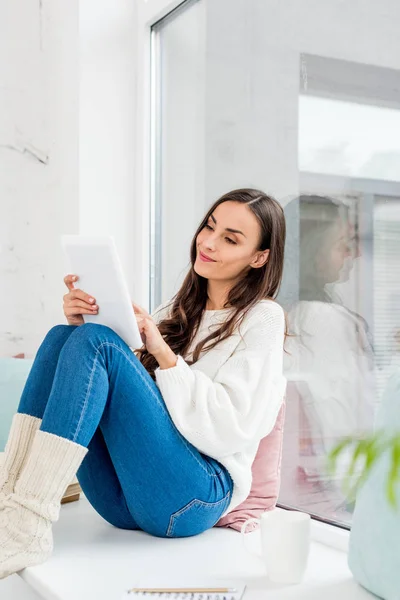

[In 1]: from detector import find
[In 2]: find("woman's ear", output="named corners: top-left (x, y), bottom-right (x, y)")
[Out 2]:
top-left (250, 249), bottom-right (270, 269)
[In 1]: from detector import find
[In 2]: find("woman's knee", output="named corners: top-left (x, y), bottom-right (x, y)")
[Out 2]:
top-left (32, 325), bottom-right (78, 367)
top-left (70, 323), bottom-right (122, 348)
top-left (40, 324), bottom-right (77, 351)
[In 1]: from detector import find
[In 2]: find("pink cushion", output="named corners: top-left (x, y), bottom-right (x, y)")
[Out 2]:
top-left (214, 400), bottom-right (286, 532)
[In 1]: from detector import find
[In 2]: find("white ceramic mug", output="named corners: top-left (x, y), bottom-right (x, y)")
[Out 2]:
top-left (241, 509), bottom-right (311, 584)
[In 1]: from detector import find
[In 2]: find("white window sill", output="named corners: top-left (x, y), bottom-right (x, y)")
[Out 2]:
top-left (10, 495), bottom-right (375, 600)
top-left (275, 506), bottom-right (350, 553)
top-left (310, 516), bottom-right (350, 553)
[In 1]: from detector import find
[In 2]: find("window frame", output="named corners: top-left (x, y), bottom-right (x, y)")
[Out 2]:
top-left (135, 0), bottom-right (189, 311)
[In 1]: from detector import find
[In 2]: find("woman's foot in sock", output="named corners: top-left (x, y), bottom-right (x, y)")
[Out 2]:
top-left (0, 500), bottom-right (53, 579)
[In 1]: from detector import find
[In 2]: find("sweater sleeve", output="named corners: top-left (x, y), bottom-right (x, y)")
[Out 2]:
top-left (154, 303), bottom-right (286, 458)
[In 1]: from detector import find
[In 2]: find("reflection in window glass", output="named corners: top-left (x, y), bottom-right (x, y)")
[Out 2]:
top-left (151, 0), bottom-right (400, 529)
top-left (280, 194), bottom-right (376, 525)
top-left (374, 198), bottom-right (400, 394)
top-left (279, 64), bottom-right (400, 527)
top-left (299, 97), bottom-right (400, 182)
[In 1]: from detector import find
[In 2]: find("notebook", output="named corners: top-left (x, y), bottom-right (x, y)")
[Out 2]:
top-left (121, 579), bottom-right (246, 600)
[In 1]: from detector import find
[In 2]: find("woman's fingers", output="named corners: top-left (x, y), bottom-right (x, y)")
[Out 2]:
top-left (70, 299), bottom-right (98, 312)
top-left (132, 302), bottom-right (144, 314)
top-left (63, 274), bottom-right (98, 323)
top-left (132, 302), bottom-right (150, 317)
top-left (135, 314), bottom-right (149, 343)
top-left (134, 312), bottom-right (165, 356)
top-left (65, 305), bottom-right (98, 316)
top-left (135, 314), bottom-right (147, 327)
top-left (63, 288), bottom-right (96, 307)
top-left (64, 274), bottom-right (78, 291)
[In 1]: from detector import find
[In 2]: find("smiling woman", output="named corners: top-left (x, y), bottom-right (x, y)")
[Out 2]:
top-left (137, 187), bottom-right (287, 377)
top-left (0, 191), bottom-right (288, 579)
top-left (194, 200), bottom-right (272, 309)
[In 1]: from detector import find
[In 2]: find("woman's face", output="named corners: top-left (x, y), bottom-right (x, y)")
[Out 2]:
top-left (317, 218), bottom-right (352, 283)
top-left (194, 200), bottom-right (269, 283)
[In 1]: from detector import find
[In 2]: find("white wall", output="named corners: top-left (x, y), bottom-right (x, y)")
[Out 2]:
top-left (0, 0), bottom-right (79, 357)
top-left (0, 0), bottom-right (138, 358)
top-left (79, 0), bottom-right (138, 297)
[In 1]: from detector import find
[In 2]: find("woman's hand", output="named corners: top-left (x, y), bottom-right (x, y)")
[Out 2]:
top-left (132, 303), bottom-right (167, 356)
top-left (63, 274), bottom-right (98, 326)
top-left (132, 303), bottom-right (177, 368)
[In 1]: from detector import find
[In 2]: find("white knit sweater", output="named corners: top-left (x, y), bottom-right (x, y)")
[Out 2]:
top-left (151, 299), bottom-right (287, 517)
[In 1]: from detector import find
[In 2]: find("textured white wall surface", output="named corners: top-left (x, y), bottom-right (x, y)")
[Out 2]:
top-left (79, 0), bottom-right (138, 306)
top-left (0, 0), bottom-right (137, 358)
top-left (0, 0), bottom-right (79, 358)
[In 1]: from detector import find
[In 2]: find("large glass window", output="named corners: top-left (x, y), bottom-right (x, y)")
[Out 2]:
top-left (150, 0), bottom-right (204, 310)
top-left (279, 57), bottom-right (400, 526)
top-left (151, 0), bottom-right (400, 528)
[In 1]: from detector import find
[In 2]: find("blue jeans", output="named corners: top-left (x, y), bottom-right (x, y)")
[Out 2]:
top-left (17, 323), bottom-right (233, 538)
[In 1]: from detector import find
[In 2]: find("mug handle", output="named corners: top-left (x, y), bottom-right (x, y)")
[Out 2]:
top-left (240, 518), bottom-right (263, 561)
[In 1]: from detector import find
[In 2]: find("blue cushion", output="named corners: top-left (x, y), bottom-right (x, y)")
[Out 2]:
top-left (0, 358), bottom-right (34, 451)
top-left (348, 372), bottom-right (400, 600)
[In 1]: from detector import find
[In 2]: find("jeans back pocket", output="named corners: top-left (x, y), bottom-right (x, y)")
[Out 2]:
top-left (166, 491), bottom-right (231, 538)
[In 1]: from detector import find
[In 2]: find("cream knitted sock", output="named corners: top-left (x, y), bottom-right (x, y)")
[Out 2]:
top-left (0, 413), bottom-right (42, 506)
top-left (0, 429), bottom-right (88, 579)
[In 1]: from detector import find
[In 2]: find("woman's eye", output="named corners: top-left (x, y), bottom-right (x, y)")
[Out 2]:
top-left (205, 224), bottom-right (236, 244)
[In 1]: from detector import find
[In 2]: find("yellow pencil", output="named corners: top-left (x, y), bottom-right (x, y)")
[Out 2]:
top-left (129, 588), bottom-right (237, 594)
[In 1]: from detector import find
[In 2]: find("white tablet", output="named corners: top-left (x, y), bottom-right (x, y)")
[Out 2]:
top-left (61, 235), bottom-right (143, 350)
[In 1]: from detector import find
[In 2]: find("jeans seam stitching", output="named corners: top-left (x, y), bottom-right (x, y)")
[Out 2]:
top-left (93, 336), bottom-right (217, 478)
top-left (71, 347), bottom-right (101, 441)
top-left (166, 491), bottom-right (231, 537)
top-left (72, 340), bottom-right (134, 441)
top-left (71, 333), bottom-right (217, 480)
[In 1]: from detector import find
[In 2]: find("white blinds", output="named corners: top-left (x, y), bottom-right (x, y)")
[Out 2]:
top-left (373, 196), bottom-right (400, 400)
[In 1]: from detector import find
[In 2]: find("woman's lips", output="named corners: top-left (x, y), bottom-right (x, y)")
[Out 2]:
top-left (199, 251), bottom-right (216, 262)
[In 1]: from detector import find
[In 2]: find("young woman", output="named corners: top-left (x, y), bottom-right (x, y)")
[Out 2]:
top-left (0, 188), bottom-right (287, 579)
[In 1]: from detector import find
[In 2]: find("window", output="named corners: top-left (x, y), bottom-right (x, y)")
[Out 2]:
top-left (280, 55), bottom-right (400, 527)
top-left (150, 0), bottom-right (204, 310)
top-left (150, 0), bottom-right (400, 528)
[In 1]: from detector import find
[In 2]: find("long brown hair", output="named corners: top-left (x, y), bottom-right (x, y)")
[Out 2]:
top-left (136, 188), bottom-right (287, 379)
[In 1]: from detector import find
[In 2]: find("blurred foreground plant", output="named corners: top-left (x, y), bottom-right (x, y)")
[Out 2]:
top-left (327, 431), bottom-right (400, 509)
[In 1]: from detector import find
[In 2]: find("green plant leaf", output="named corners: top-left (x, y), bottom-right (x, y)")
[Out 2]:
top-left (387, 437), bottom-right (400, 509)
top-left (327, 436), bottom-right (354, 475)
top-left (329, 431), bottom-right (400, 509)
top-left (342, 439), bottom-right (368, 499)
